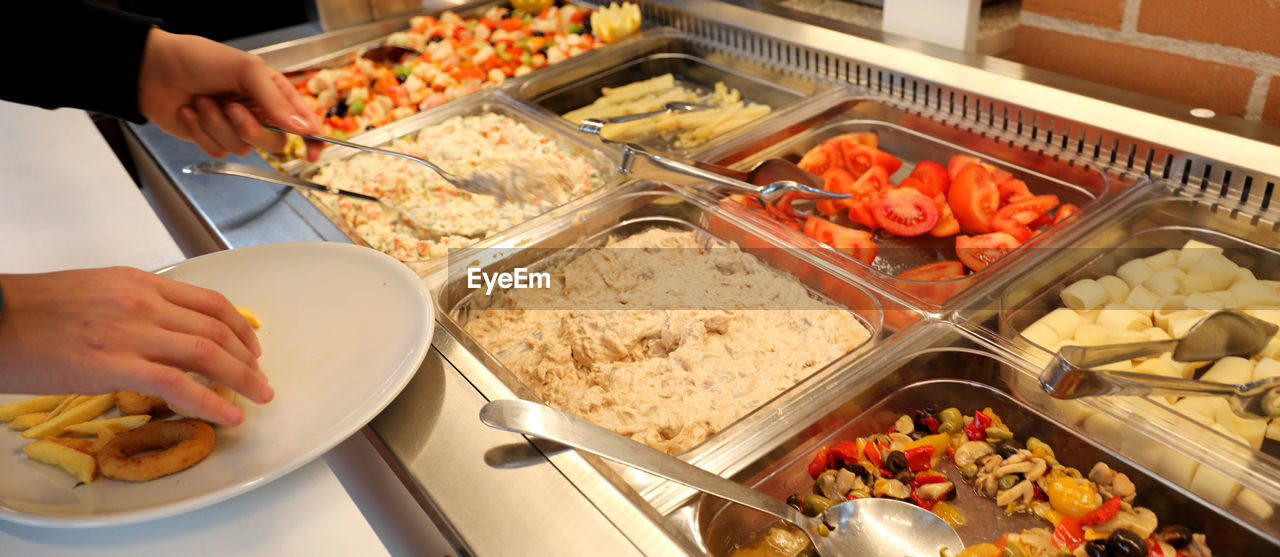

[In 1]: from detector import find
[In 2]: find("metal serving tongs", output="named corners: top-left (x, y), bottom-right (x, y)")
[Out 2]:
top-left (183, 161), bottom-right (466, 241)
top-left (1041, 310), bottom-right (1280, 418)
top-left (577, 115), bottom-right (847, 205)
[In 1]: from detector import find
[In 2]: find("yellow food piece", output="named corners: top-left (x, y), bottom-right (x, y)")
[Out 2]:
top-left (45, 395), bottom-right (82, 420)
top-left (511, 0), bottom-right (553, 12)
top-left (235, 306), bottom-right (261, 329)
top-left (0, 395), bottom-right (69, 422)
top-left (1045, 470), bottom-right (1101, 520)
top-left (10, 412), bottom-right (49, 430)
top-left (22, 394), bottom-right (114, 440)
top-left (954, 543), bottom-right (1001, 557)
top-left (63, 415), bottom-right (151, 435)
top-left (931, 501), bottom-right (966, 528)
top-left (24, 439), bottom-right (96, 483)
top-left (590, 2), bottom-right (641, 43)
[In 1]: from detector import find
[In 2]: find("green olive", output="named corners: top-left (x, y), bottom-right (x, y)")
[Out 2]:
top-left (960, 463), bottom-right (979, 481)
top-left (1001, 541), bottom-right (1029, 557)
top-left (938, 408), bottom-right (962, 424)
top-left (802, 494), bottom-right (833, 516)
top-left (985, 427), bottom-right (1013, 441)
top-left (848, 489), bottom-right (870, 500)
top-left (814, 469), bottom-right (839, 493)
top-left (817, 523), bottom-right (831, 537)
top-left (998, 475), bottom-right (1019, 491)
top-left (937, 422), bottom-right (956, 434)
top-left (1027, 437), bottom-right (1055, 456)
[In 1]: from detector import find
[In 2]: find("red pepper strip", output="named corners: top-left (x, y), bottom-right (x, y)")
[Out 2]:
top-left (807, 447), bottom-right (832, 479)
top-left (1080, 495), bottom-right (1123, 525)
top-left (964, 410), bottom-right (992, 441)
top-left (864, 441), bottom-right (883, 468)
top-left (922, 417), bottom-right (940, 434)
top-left (994, 536), bottom-right (1007, 553)
top-left (909, 491), bottom-right (938, 511)
top-left (910, 472), bottom-right (948, 488)
top-left (1147, 537), bottom-right (1166, 557)
top-left (1052, 516), bottom-right (1086, 550)
top-left (829, 440), bottom-right (860, 465)
top-left (903, 445), bottom-right (935, 472)
top-left (1032, 483), bottom-right (1048, 501)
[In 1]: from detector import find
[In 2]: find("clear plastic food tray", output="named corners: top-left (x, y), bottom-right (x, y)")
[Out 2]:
top-left (669, 322), bottom-right (1279, 554)
top-left (504, 28), bottom-right (828, 157)
top-left (994, 178), bottom-right (1280, 533)
top-left (434, 183), bottom-right (899, 511)
top-left (696, 93), bottom-right (1115, 309)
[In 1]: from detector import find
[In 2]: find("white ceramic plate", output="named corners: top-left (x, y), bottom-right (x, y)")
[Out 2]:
top-left (0, 242), bottom-right (434, 527)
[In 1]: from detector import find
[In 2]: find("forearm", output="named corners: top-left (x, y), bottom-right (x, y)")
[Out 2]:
top-left (7, 1), bottom-right (158, 122)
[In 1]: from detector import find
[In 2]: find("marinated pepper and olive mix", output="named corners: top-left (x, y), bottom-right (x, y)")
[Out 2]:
top-left (729, 407), bottom-right (1212, 557)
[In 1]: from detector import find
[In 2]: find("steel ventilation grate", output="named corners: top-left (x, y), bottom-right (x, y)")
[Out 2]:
top-left (578, 0), bottom-right (1279, 214)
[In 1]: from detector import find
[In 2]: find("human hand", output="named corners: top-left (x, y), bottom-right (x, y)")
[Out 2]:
top-left (0, 268), bottom-right (272, 426)
top-left (137, 28), bottom-right (325, 161)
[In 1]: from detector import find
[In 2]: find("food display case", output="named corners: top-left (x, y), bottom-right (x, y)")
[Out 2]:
top-left (121, 0), bottom-right (1280, 554)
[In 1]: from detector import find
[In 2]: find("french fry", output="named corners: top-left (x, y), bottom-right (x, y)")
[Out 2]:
top-left (0, 395), bottom-right (68, 422)
top-left (10, 412), bottom-right (49, 431)
top-left (45, 395), bottom-right (81, 420)
top-left (64, 415), bottom-right (151, 435)
top-left (22, 394), bottom-right (114, 440)
top-left (47, 437), bottom-right (97, 455)
top-left (24, 440), bottom-right (96, 483)
top-left (235, 306), bottom-right (261, 329)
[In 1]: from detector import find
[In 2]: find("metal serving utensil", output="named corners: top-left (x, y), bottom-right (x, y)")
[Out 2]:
top-left (264, 126), bottom-right (553, 202)
top-left (480, 399), bottom-right (964, 557)
top-left (183, 161), bottom-right (463, 241)
top-left (1041, 310), bottom-right (1280, 418)
top-left (575, 101), bottom-right (714, 128)
top-left (357, 44), bottom-right (421, 65)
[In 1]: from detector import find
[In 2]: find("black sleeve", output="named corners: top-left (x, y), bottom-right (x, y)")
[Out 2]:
top-left (7, 1), bottom-right (160, 123)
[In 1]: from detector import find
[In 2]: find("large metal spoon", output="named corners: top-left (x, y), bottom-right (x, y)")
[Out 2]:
top-left (480, 399), bottom-right (964, 557)
top-left (1041, 310), bottom-right (1280, 417)
top-left (183, 161), bottom-right (461, 241)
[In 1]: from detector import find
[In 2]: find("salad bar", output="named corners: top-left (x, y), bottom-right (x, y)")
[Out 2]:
top-left (122, 0), bottom-right (1280, 555)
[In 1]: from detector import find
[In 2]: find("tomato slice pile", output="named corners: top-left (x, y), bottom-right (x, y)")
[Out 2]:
top-left (727, 133), bottom-right (1075, 280)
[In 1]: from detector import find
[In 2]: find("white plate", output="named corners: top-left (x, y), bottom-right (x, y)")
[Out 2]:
top-left (0, 242), bottom-right (434, 527)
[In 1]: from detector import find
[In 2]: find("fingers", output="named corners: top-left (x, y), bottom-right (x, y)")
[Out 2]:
top-left (240, 58), bottom-right (319, 136)
top-left (225, 102), bottom-right (288, 153)
top-left (140, 328), bottom-right (272, 407)
top-left (158, 305), bottom-right (261, 373)
top-left (129, 364), bottom-right (245, 426)
top-left (194, 96), bottom-right (252, 156)
top-left (179, 106), bottom-right (228, 158)
top-left (154, 278), bottom-right (262, 359)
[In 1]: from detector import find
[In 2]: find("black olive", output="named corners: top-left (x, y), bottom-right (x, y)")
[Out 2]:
top-left (532, 30), bottom-right (544, 37)
top-left (893, 469), bottom-right (914, 484)
top-left (842, 462), bottom-right (873, 483)
top-left (365, 125), bottom-right (375, 131)
top-left (395, 73), bottom-right (407, 84)
top-left (909, 430), bottom-right (929, 441)
top-left (911, 406), bottom-right (938, 431)
top-left (324, 98), bottom-right (348, 118)
top-left (786, 493), bottom-right (802, 512)
top-left (941, 483), bottom-right (958, 501)
top-left (1158, 525), bottom-right (1192, 549)
top-left (883, 451), bottom-right (909, 474)
top-left (428, 35), bottom-right (444, 42)
top-left (579, 17), bottom-right (592, 35)
top-left (1083, 540), bottom-right (1108, 557)
top-left (994, 438), bottom-right (1024, 459)
top-left (1105, 529), bottom-right (1148, 557)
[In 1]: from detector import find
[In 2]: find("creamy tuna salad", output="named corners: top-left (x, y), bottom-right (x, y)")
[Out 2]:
top-left (310, 112), bottom-right (607, 261)
top-left (462, 228), bottom-right (871, 454)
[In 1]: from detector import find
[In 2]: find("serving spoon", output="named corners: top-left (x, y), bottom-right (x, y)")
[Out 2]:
top-left (183, 161), bottom-right (469, 241)
top-left (1041, 310), bottom-right (1280, 418)
top-left (480, 399), bottom-right (964, 557)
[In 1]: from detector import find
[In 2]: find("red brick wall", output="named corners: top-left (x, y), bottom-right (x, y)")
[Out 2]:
top-left (1011, 0), bottom-right (1280, 126)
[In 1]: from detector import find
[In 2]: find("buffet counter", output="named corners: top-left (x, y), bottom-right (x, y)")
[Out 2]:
top-left (119, 1), bottom-right (1280, 555)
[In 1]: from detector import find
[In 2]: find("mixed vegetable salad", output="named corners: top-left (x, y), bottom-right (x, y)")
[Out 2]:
top-left (289, 2), bottom-right (636, 142)
top-left (729, 133), bottom-right (1078, 281)
top-left (752, 406), bottom-right (1213, 557)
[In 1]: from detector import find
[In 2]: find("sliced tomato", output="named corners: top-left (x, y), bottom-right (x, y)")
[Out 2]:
top-left (871, 188), bottom-right (939, 236)
top-left (1052, 203), bottom-right (1079, 225)
top-left (947, 154), bottom-right (981, 180)
top-left (797, 142), bottom-right (841, 175)
top-left (996, 179), bottom-right (1033, 207)
top-left (845, 144), bottom-right (902, 175)
top-left (499, 17), bottom-right (524, 31)
top-left (907, 160), bottom-right (949, 199)
top-left (803, 217), bottom-right (878, 264)
top-left (898, 260), bottom-right (965, 281)
top-left (948, 165), bottom-right (1000, 234)
top-left (816, 167), bottom-right (856, 216)
top-left (767, 193), bottom-right (803, 222)
top-left (985, 164), bottom-right (1013, 186)
top-left (842, 166), bottom-right (890, 230)
top-left (828, 132), bottom-right (878, 149)
top-left (955, 232), bottom-right (1020, 272)
top-left (929, 199), bottom-right (961, 237)
top-left (992, 194), bottom-right (1059, 242)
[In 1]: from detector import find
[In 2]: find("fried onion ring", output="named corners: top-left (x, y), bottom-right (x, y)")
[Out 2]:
top-left (96, 419), bottom-right (215, 481)
top-left (114, 391), bottom-right (171, 416)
